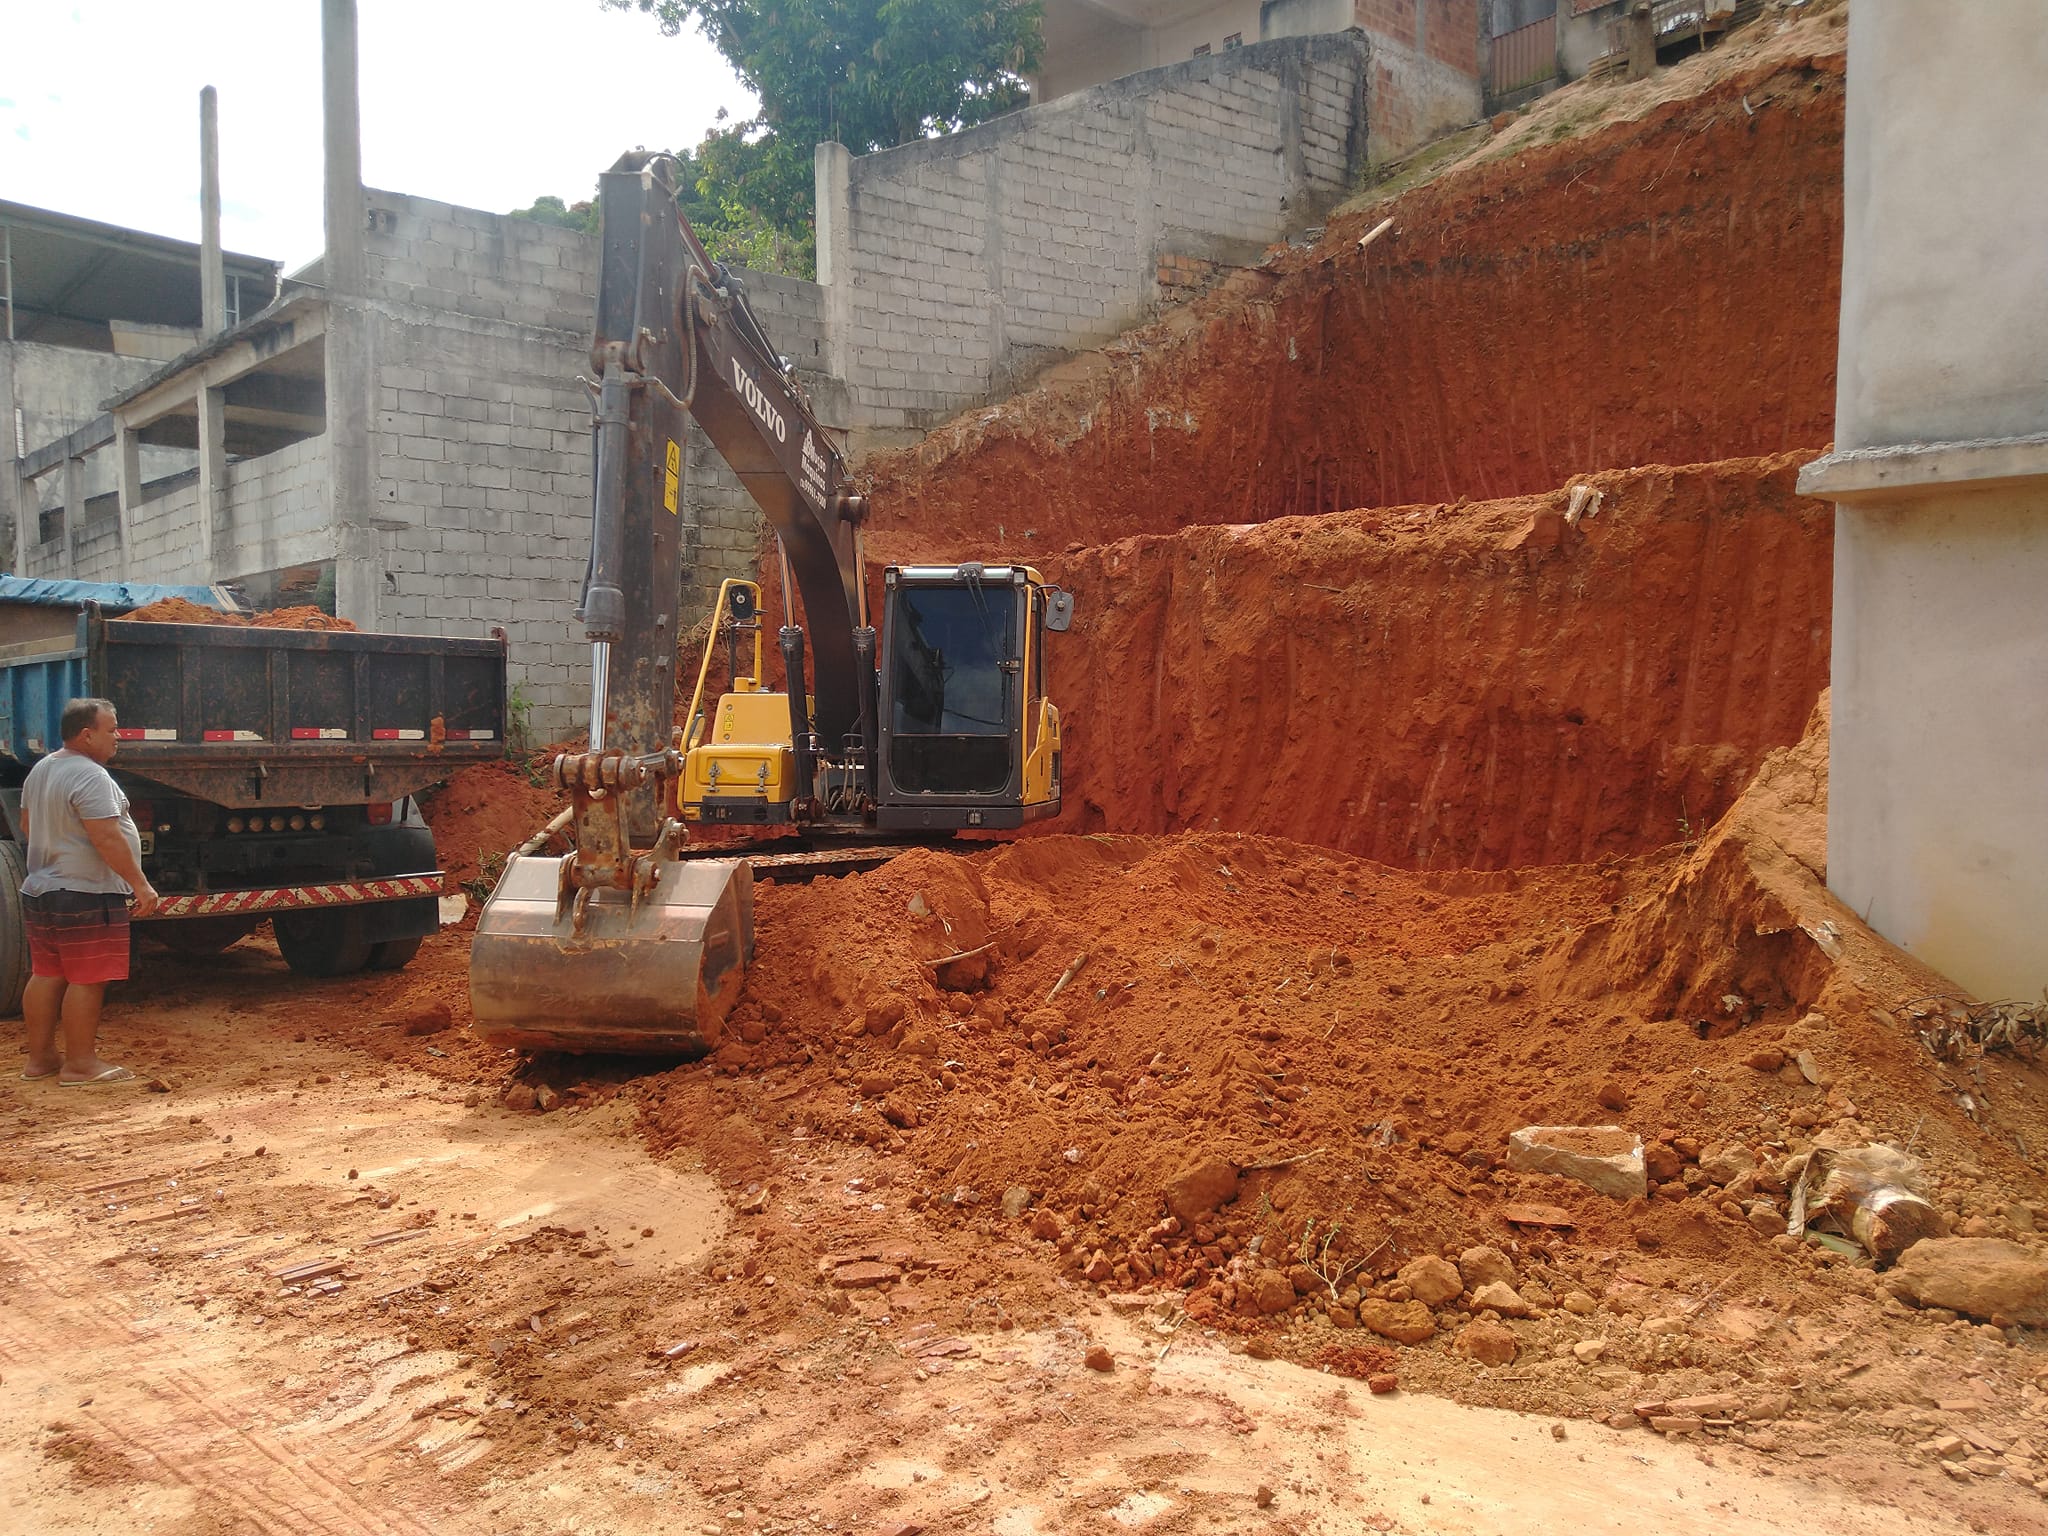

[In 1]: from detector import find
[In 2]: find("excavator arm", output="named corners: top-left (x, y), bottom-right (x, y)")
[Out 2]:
top-left (595, 153), bottom-right (871, 754)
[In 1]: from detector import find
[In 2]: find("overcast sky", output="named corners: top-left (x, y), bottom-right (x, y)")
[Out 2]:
top-left (0, 1), bottom-right (753, 272)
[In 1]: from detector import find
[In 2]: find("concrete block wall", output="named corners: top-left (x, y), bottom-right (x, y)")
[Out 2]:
top-left (820, 32), bottom-right (1373, 440)
top-left (351, 188), bottom-right (833, 741)
top-left (219, 433), bottom-right (334, 582)
top-left (3, 340), bottom-right (195, 515)
top-left (353, 188), bottom-right (600, 740)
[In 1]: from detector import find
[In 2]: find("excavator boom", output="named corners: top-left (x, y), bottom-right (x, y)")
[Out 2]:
top-left (471, 152), bottom-right (1067, 1056)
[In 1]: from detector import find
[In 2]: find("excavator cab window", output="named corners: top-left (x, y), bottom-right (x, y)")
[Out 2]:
top-left (887, 583), bottom-right (1017, 795)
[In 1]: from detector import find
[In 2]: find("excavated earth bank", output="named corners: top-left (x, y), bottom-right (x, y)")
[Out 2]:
top-left (859, 52), bottom-right (1845, 557)
top-left (1041, 452), bottom-right (1831, 865)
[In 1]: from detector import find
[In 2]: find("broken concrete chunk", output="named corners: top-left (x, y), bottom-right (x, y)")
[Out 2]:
top-left (1885, 1238), bottom-right (2048, 1325)
top-left (1506, 1125), bottom-right (1647, 1200)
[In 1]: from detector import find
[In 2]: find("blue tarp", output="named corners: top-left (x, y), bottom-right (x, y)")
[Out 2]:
top-left (0, 576), bottom-right (242, 615)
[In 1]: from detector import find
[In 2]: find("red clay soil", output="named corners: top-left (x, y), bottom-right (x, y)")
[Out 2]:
top-left (416, 763), bottom-right (563, 892)
top-left (610, 695), bottom-right (2048, 1414)
top-left (859, 52), bottom-right (1845, 562)
top-left (118, 597), bottom-right (242, 624)
top-left (1041, 452), bottom-right (1832, 867)
top-left (250, 605), bottom-right (357, 631)
top-left (118, 599), bottom-right (358, 631)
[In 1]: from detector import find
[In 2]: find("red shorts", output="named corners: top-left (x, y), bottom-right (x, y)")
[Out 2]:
top-left (23, 890), bottom-right (132, 984)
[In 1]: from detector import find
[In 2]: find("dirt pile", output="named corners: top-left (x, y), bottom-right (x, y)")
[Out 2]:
top-left (417, 762), bottom-right (563, 893)
top-left (118, 596), bottom-right (242, 624)
top-left (628, 696), bottom-right (2048, 1414)
top-left (119, 598), bottom-right (358, 631)
top-left (858, 52), bottom-right (1845, 563)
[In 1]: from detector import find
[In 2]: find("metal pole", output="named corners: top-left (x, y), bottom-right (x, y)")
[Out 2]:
top-left (199, 86), bottom-right (225, 335)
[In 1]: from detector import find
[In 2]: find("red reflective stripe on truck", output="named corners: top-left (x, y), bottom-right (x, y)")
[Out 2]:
top-left (148, 874), bottom-right (443, 920)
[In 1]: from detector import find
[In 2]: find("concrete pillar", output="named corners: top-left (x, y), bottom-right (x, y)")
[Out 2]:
top-left (0, 335), bottom-right (18, 570)
top-left (813, 141), bottom-right (853, 381)
top-left (197, 384), bottom-right (225, 574)
top-left (62, 454), bottom-right (83, 573)
top-left (1625, 2), bottom-right (1656, 81)
top-left (322, 0), bottom-right (380, 628)
top-left (1798, 1), bottom-right (2048, 1002)
top-left (199, 86), bottom-right (225, 336)
top-left (115, 422), bottom-right (140, 567)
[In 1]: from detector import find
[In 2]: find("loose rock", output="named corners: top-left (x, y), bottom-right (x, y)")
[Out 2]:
top-left (1885, 1238), bottom-right (2048, 1325)
top-left (1507, 1125), bottom-right (1647, 1200)
top-left (1399, 1254), bottom-right (1464, 1306)
top-left (1454, 1320), bottom-right (1519, 1366)
top-left (1357, 1299), bottom-right (1437, 1345)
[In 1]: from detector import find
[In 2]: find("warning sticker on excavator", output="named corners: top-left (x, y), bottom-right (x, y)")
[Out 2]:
top-left (663, 439), bottom-right (681, 514)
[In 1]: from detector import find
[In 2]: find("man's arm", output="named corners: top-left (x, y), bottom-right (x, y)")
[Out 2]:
top-left (81, 817), bottom-right (160, 916)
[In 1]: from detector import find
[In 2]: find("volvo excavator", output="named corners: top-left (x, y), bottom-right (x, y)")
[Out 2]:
top-left (469, 153), bottom-right (1072, 1054)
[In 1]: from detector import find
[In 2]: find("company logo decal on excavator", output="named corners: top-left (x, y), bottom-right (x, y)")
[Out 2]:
top-left (800, 429), bottom-right (828, 507)
top-left (732, 359), bottom-right (786, 442)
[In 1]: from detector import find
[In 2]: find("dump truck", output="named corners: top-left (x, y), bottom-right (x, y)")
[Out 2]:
top-left (0, 578), bottom-right (506, 1011)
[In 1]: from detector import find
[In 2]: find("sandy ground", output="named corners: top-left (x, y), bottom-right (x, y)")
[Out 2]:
top-left (3, 925), bottom-right (2044, 1536)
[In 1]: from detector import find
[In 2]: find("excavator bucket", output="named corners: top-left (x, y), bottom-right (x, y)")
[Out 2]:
top-left (469, 853), bottom-right (754, 1054)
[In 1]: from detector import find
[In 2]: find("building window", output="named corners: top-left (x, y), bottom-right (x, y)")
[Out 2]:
top-left (1223, 32), bottom-right (1242, 49)
top-left (1192, 43), bottom-right (1211, 56)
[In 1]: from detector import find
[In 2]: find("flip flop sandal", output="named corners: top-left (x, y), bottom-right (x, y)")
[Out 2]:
top-left (59, 1065), bottom-right (138, 1087)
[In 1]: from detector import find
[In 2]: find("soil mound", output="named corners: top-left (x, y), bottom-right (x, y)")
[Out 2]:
top-left (117, 599), bottom-right (356, 631)
top-left (633, 697), bottom-right (2047, 1407)
top-left (250, 605), bottom-right (357, 631)
top-left (119, 597), bottom-right (242, 624)
top-left (416, 762), bottom-right (563, 892)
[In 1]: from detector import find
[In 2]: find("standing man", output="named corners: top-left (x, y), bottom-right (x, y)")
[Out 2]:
top-left (18, 697), bottom-right (159, 1085)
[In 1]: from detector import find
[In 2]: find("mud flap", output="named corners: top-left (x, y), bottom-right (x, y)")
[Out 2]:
top-left (469, 853), bottom-right (754, 1054)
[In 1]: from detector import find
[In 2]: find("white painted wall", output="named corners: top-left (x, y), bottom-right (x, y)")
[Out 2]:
top-left (1816, 1), bottom-right (2048, 1002)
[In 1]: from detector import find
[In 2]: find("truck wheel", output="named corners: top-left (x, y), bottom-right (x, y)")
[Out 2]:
top-left (0, 842), bottom-right (28, 1017)
top-left (366, 936), bottom-right (423, 971)
top-left (273, 910), bottom-right (373, 978)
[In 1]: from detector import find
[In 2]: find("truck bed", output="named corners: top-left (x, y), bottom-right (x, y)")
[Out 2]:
top-left (0, 603), bottom-right (505, 807)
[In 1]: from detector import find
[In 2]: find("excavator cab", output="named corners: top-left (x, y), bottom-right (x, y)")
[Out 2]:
top-left (677, 564), bottom-right (1069, 834)
top-left (872, 563), bottom-right (1067, 831)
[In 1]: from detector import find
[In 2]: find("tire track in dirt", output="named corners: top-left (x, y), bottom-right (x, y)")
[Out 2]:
top-left (1, 1115), bottom-right (473, 1536)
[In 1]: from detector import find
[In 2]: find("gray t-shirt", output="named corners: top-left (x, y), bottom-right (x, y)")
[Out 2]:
top-left (20, 748), bottom-right (140, 897)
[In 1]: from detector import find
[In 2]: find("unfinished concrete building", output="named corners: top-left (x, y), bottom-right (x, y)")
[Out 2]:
top-left (6, 13), bottom-right (1436, 741)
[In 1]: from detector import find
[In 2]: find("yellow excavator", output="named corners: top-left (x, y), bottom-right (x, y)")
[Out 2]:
top-left (469, 153), bottom-right (1072, 1054)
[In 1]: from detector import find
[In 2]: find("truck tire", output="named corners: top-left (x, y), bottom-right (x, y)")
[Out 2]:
top-left (0, 841), bottom-right (29, 1017)
top-left (274, 909), bottom-right (373, 978)
top-left (366, 936), bottom-right (423, 971)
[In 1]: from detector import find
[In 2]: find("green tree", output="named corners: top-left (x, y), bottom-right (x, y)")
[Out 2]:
top-left (606, 0), bottom-right (1042, 259)
top-left (507, 193), bottom-right (598, 233)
